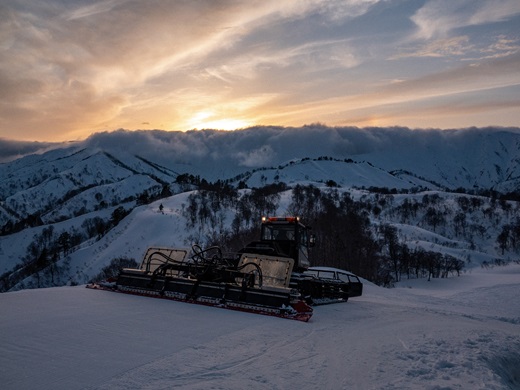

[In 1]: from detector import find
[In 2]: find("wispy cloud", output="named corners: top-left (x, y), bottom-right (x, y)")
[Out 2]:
top-left (392, 34), bottom-right (520, 62)
top-left (257, 53), bottom-right (520, 128)
top-left (478, 35), bottom-right (520, 59)
top-left (0, 0), bottom-right (519, 141)
top-left (411, 0), bottom-right (520, 40)
top-left (62, 0), bottom-right (128, 21)
top-left (391, 36), bottom-right (474, 59)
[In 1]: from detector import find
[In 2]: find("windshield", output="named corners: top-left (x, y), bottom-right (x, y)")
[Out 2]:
top-left (262, 225), bottom-right (296, 241)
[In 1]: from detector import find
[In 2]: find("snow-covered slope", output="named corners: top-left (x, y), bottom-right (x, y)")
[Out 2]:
top-left (1, 263), bottom-right (519, 390)
top-left (2, 126), bottom-right (519, 227)
top-left (0, 148), bottom-right (178, 223)
top-left (2, 184), bottom-right (515, 292)
top-left (235, 159), bottom-right (419, 189)
top-left (1, 126), bottom-right (520, 290)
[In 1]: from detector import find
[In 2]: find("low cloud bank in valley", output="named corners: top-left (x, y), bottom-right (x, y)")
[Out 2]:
top-left (0, 139), bottom-right (62, 163)
top-left (2, 126), bottom-right (519, 180)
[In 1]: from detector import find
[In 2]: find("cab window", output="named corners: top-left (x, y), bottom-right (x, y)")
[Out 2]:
top-left (338, 273), bottom-right (350, 282)
top-left (262, 225), bottom-right (295, 241)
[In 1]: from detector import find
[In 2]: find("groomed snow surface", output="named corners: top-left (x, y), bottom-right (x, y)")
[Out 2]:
top-left (1, 264), bottom-right (519, 390)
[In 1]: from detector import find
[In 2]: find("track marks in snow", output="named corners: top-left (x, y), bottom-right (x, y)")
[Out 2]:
top-left (3, 267), bottom-right (519, 390)
top-left (375, 332), bottom-right (520, 390)
top-left (92, 325), bottom-right (322, 390)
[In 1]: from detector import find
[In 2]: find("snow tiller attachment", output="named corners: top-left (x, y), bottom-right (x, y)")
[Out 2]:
top-left (87, 245), bottom-right (313, 322)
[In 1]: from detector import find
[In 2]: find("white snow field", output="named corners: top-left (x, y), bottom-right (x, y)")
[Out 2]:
top-left (1, 264), bottom-right (519, 390)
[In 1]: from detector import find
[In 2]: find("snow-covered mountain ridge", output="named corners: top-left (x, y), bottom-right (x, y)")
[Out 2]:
top-left (2, 126), bottom-right (520, 214)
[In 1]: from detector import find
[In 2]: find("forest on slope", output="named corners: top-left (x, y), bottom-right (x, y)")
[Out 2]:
top-left (2, 179), bottom-right (519, 292)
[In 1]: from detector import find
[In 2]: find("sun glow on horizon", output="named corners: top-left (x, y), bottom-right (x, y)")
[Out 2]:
top-left (187, 111), bottom-right (252, 131)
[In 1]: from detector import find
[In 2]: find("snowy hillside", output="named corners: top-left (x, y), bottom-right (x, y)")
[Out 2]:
top-left (2, 126), bottom-right (520, 229)
top-left (1, 126), bottom-right (520, 290)
top-left (2, 183), bottom-right (519, 293)
top-left (1, 263), bottom-right (519, 390)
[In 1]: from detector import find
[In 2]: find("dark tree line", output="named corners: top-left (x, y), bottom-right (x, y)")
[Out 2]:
top-left (0, 225), bottom-right (79, 291)
top-left (0, 206), bottom-right (131, 292)
top-left (376, 224), bottom-right (464, 285)
top-left (496, 218), bottom-right (520, 254)
top-left (182, 182), bottom-right (286, 244)
top-left (185, 183), bottom-right (472, 286)
top-left (285, 186), bottom-right (463, 285)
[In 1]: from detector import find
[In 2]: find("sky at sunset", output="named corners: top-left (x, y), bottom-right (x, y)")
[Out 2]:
top-left (1, 0), bottom-right (520, 142)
